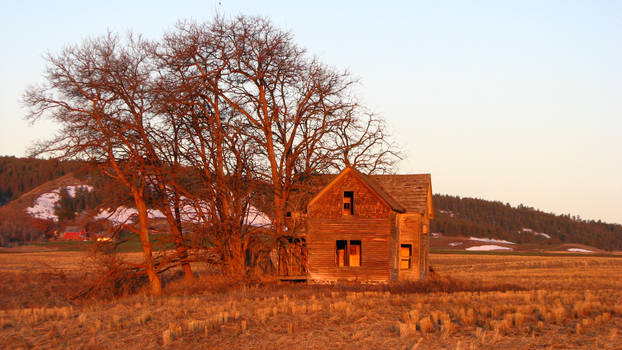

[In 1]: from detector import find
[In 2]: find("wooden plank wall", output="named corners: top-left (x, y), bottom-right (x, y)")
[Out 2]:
top-left (307, 172), bottom-right (392, 219)
top-left (307, 218), bottom-right (391, 281)
top-left (390, 212), bottom-right (399, 281)
top-left (420, 215), bottom-right (430, 279)
top-left (308, 171), bottom-right (392, 282)
top-left (397, 213), bottom-right (422, 280)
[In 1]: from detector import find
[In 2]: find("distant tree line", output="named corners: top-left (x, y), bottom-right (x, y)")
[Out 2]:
top-left (55, 186), bottom-right (102, 221)
top-left (431, 194), bottom-right (622, 251)
top-left (3, 158), bottom-right (621, 253)
top-left (0, 156), bottom-right (82, 205)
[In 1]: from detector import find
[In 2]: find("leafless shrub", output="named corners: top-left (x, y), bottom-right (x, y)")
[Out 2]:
top-left (513, 312), bottom-right (525, 330)
top-left (418, 316), bottom-right (434, 334)
top-left (74, 258), bottom-right (149, 299)
top-left (552, 306), bottom-right (566, 324)
top-left (397, 321), bottom-right (418, 338)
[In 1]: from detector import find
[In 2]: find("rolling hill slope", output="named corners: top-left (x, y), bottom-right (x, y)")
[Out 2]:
top-left (1, 157), bottom-right (621, 251)
top-left (431, 194), bottom-right (622, 251)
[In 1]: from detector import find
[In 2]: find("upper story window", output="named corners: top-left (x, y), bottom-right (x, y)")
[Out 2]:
top-left (343, 191), bottom-right (354, 215)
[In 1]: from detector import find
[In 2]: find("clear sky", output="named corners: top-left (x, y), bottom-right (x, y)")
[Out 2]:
top-left (1, 1), bottom-right (621, 224)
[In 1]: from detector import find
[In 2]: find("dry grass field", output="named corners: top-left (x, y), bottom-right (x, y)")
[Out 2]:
top-left (1, 250), bottom-right (621, 349)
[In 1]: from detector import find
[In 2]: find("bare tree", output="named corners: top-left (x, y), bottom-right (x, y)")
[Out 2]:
top-left (154, 20), bottom-right (263, 276)
top-left (23, 34), bottom-right (167, 294)
top-left (24, 15), bottom-right (401, 283)
top-left (189, 16), bottom-right (401, 242)
top-left (332, 112), bottom-right (401, 174)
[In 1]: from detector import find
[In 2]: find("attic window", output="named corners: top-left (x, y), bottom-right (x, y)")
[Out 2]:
top-left (343, 191), bottom-right (354, 215)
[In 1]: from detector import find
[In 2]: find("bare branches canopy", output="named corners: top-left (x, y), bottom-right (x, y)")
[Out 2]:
top-left (23, 15), bottom-right (401, 291)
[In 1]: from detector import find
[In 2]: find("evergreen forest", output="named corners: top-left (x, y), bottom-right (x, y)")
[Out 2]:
top-left (1, 157), bottom-right (621, 251)
top-left (432, 194), bottom-right (622, 251)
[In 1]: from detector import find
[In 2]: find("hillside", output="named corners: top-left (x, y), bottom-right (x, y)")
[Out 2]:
top-left (431, 194), bottom-right (622, 251)
top-left (0, 166), bottom-right (269, 246)
top-left (0, 156), bottom-right (83, 205)
top-left (0, 173), bottom-right (89, 245)
top-left (0, 169), bottom-right (130, 246)
top-left (1, 157), bottom-right (621, 251)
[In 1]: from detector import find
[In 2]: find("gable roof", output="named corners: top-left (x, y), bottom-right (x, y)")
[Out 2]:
top-left (368, 174), bottom-right (432, 215)
top-left (306, 167), bottom-right (432, 215)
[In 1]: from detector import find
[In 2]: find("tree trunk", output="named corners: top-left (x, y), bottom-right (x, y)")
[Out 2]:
top-left (134, 193), bottom-right (163, 296)
top-left (272, 190), bottom-right (287, 240)
top-left (172, 195), bottom-right (195, 285)
top-left (222, 234), bottom-right (247, 278)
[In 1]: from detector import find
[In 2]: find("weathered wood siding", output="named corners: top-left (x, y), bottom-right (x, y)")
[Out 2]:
top-left (308, 171), bottom-right (392, 281)
top-left (307, 217), bottom-right (391, 281)
top-left (420, 215), bottom-right (430, 279)
top-left (390, 212), bottom-right (399, 281)
top-left (307, 171), bottom-right (392, 219)
top-left (306, 169), bottom-right (432, 282)
top-left (397, 213), bottom-right (422, 280)
top-left (399, 213), bottom-right (421, 242)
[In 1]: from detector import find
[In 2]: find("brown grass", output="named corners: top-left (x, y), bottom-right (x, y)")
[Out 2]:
top-left (0, 252), bottom-right (622, 349)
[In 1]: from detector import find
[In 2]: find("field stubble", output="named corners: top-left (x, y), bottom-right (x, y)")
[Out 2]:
top-left (1, 252), bottom-right (622, 349)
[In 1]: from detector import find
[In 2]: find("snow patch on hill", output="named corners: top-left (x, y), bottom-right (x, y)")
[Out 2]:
top-left (439, 210), bottom-right (455, 217)
top-left (245, 206), bottom-right (271, 227)
top-left (26, 185), bottom-right (93, 221)
top-left (469, 237), bottom-right (516, 245)
top-left (466, 245), bottom-right (513, 251)
top-left (520, 228), bottom-right (551, 239)
top-left (94, 207), bottom-right (166, 224)
top-left (26, 186), bottom-right (271, 227)
top-left (568, 248), bottom-right (593, 253)
top-left (95, 203), bottom-right (270, 227)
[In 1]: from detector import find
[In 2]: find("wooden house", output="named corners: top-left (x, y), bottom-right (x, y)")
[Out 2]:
top-left (305, 167), bottom-right (433, 282)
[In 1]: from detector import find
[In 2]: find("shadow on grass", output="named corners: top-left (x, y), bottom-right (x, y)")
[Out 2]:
top-left (159, 269), bottom-right (525, 302)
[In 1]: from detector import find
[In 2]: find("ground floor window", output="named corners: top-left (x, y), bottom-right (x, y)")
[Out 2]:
top-left (400, 244), bottom-right (412, 270)
top-left (336, 240), bottom-right (347, 266)
top-left (350, 240), bottom-right (361, 266)
top-left (336, 240), bottom-right (362, 267)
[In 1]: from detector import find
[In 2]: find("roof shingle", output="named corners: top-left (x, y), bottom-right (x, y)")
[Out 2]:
top-left (368, 174), bottom-right (431, 214)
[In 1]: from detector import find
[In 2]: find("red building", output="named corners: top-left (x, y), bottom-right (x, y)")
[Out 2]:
top-left (63, 226), bottom-right (87, 240)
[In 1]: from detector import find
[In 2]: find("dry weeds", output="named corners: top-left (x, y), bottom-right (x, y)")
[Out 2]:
top-left (0, 252), bottom-right (621, 349)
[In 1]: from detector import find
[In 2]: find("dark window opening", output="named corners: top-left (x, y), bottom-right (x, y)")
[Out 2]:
top-left (400, 244), bottom-right (412, 270)
top-left (336, 240), bottom-right (347, 267)
top-left (343, 191), bottom-right (354, 215)
top-left (336, 240), bottom-right (361, 267)
top-left (350, 240), bottom-right (361, 267)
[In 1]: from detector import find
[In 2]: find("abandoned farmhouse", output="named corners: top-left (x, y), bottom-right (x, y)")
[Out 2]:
top-left (282, 167), bottom-right (434, 283)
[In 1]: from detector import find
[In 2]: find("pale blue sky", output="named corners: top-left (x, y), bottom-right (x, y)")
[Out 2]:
top-left (1, 1), bottom-right (621, 224)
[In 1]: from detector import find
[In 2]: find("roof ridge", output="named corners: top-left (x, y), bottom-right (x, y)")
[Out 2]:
top-left (368, 173), bottom-right (432, 214)
top-left (348, 167), bottom-right (406, 213)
